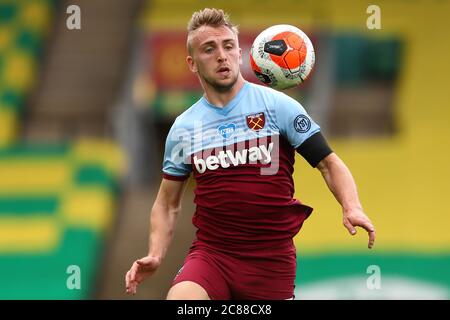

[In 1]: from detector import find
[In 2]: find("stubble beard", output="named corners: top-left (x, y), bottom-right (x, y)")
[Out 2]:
top-left (202, 70), bottom-right (240, 93)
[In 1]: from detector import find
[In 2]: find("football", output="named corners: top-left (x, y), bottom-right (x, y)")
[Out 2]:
top-left (249, 24), bottom-right (315, 90)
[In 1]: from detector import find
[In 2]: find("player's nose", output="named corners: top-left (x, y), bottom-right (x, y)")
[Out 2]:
top-left (217, 47), bottom-right (227, 62)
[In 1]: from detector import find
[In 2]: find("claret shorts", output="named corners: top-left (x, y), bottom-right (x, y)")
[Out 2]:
top-left (171, 242), bottom-right (296, 300)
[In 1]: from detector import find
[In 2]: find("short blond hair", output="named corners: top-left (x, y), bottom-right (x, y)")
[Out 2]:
top-left (187, 8), bottom-right (239, 55)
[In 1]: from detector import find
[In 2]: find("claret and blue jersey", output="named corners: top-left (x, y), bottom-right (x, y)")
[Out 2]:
top-left (163, 81), bottom-right (320, 177)
top-left (162, 81), bottom-right (329, 255)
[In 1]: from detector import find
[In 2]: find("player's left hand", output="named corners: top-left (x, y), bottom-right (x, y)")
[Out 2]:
top-left (342, 207), bottom-right (376, 249)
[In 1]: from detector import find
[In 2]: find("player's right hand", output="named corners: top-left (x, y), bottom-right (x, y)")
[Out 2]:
top-left (125, 255), bottom-right (161, 295)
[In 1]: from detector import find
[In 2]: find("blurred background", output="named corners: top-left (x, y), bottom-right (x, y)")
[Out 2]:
top-left (0, 0), bottom-right (449, 299)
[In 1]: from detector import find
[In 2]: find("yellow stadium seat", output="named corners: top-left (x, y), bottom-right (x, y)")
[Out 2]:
top-left (3, 52), bottom-right (36, 92)
top-left (0, 109), bottom-right (18, 147)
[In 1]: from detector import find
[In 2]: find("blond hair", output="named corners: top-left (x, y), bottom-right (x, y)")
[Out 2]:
top-left (187, 8), bottom-right (239, 55)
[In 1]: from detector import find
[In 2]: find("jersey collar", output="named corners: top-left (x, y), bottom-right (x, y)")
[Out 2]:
top-left (201, 81), bottom-right (249, 116)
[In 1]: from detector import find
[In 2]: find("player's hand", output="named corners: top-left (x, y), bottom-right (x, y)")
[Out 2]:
top-left (342, 207), bottom-right (376, 249)
top-left (125, 255), bottom-right (161, 295)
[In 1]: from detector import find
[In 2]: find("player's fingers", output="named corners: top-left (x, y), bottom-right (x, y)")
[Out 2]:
top-left (130, 263), bottom-right (141, 283)
top-left (360, 220), bottom-right (375, 244)
top-left (368, 229), bottom-right (376, 249)
top-left (343, 219), bottom-right (356, 235)
top-left (131, 278), bottom-right (139, 295)
top-left (127, 270), bottom-right (138, 295)
top-left (125, 270), bottom-right (131, 293)
top-left (354, 219), bottom-right (375, 249)
top-left (359, 219), bottom-right (375, 232)
top-left (130, 266), bottom-right (136, 282)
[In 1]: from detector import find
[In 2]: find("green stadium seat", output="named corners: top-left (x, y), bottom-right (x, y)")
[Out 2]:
top-left (0, 0), bottom-right (55, 146)
top-left (0, 141), bottom-right (124, 299)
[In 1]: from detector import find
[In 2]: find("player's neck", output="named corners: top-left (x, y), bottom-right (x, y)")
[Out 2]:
top-left (203, 76), bottom-right (245, 108)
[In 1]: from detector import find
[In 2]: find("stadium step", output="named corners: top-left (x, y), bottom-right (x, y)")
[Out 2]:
top-left (24, 0), bottom-right (140, 140)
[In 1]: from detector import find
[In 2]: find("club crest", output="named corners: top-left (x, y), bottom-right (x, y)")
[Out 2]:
top-left (246, 112), bottom-right (266, 131)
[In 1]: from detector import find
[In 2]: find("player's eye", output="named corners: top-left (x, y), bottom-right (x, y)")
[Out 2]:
top-left (204, 47), bottom-right (213, 53)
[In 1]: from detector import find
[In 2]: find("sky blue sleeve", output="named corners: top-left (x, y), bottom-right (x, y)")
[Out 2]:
top-left (276, 92), bottom-right (321, 149)
top-left (162, 121), bottom-right (192, 178)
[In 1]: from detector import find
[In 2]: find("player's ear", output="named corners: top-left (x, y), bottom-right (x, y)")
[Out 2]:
top-left (186, 55), bottom-right (197, 73)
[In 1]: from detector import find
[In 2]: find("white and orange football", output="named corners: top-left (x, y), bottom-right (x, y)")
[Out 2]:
top-left (250, 24), bottom-right (315, 90)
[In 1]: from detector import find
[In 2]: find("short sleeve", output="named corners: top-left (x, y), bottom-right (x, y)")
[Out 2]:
top-left (162, 121), bottom-right (192, 180)
top-left (276, 92), bottom-right (321, 149)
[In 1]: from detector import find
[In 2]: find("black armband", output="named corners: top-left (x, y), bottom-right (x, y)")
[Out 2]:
top-left (296, 132), bottom-right (333, 167)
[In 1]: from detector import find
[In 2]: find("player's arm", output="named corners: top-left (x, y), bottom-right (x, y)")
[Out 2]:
top-left (145, 118), bottom-right (191, 261)
top-left (275, 91), bottom-right (375, 249)
top-left (316, 153), bottom-right (376, 249)
top-left (125, 117), bottom-right (191, 295)
top-left (125, 178), bottom-right (188, 294)
top-left (148, 178), bottom-right (189, 260)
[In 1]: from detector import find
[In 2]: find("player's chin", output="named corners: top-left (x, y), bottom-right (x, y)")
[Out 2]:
top-left (215, 73), bottom-right (237, 85)
top-left (215, 72), bottom-right (232, 81)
